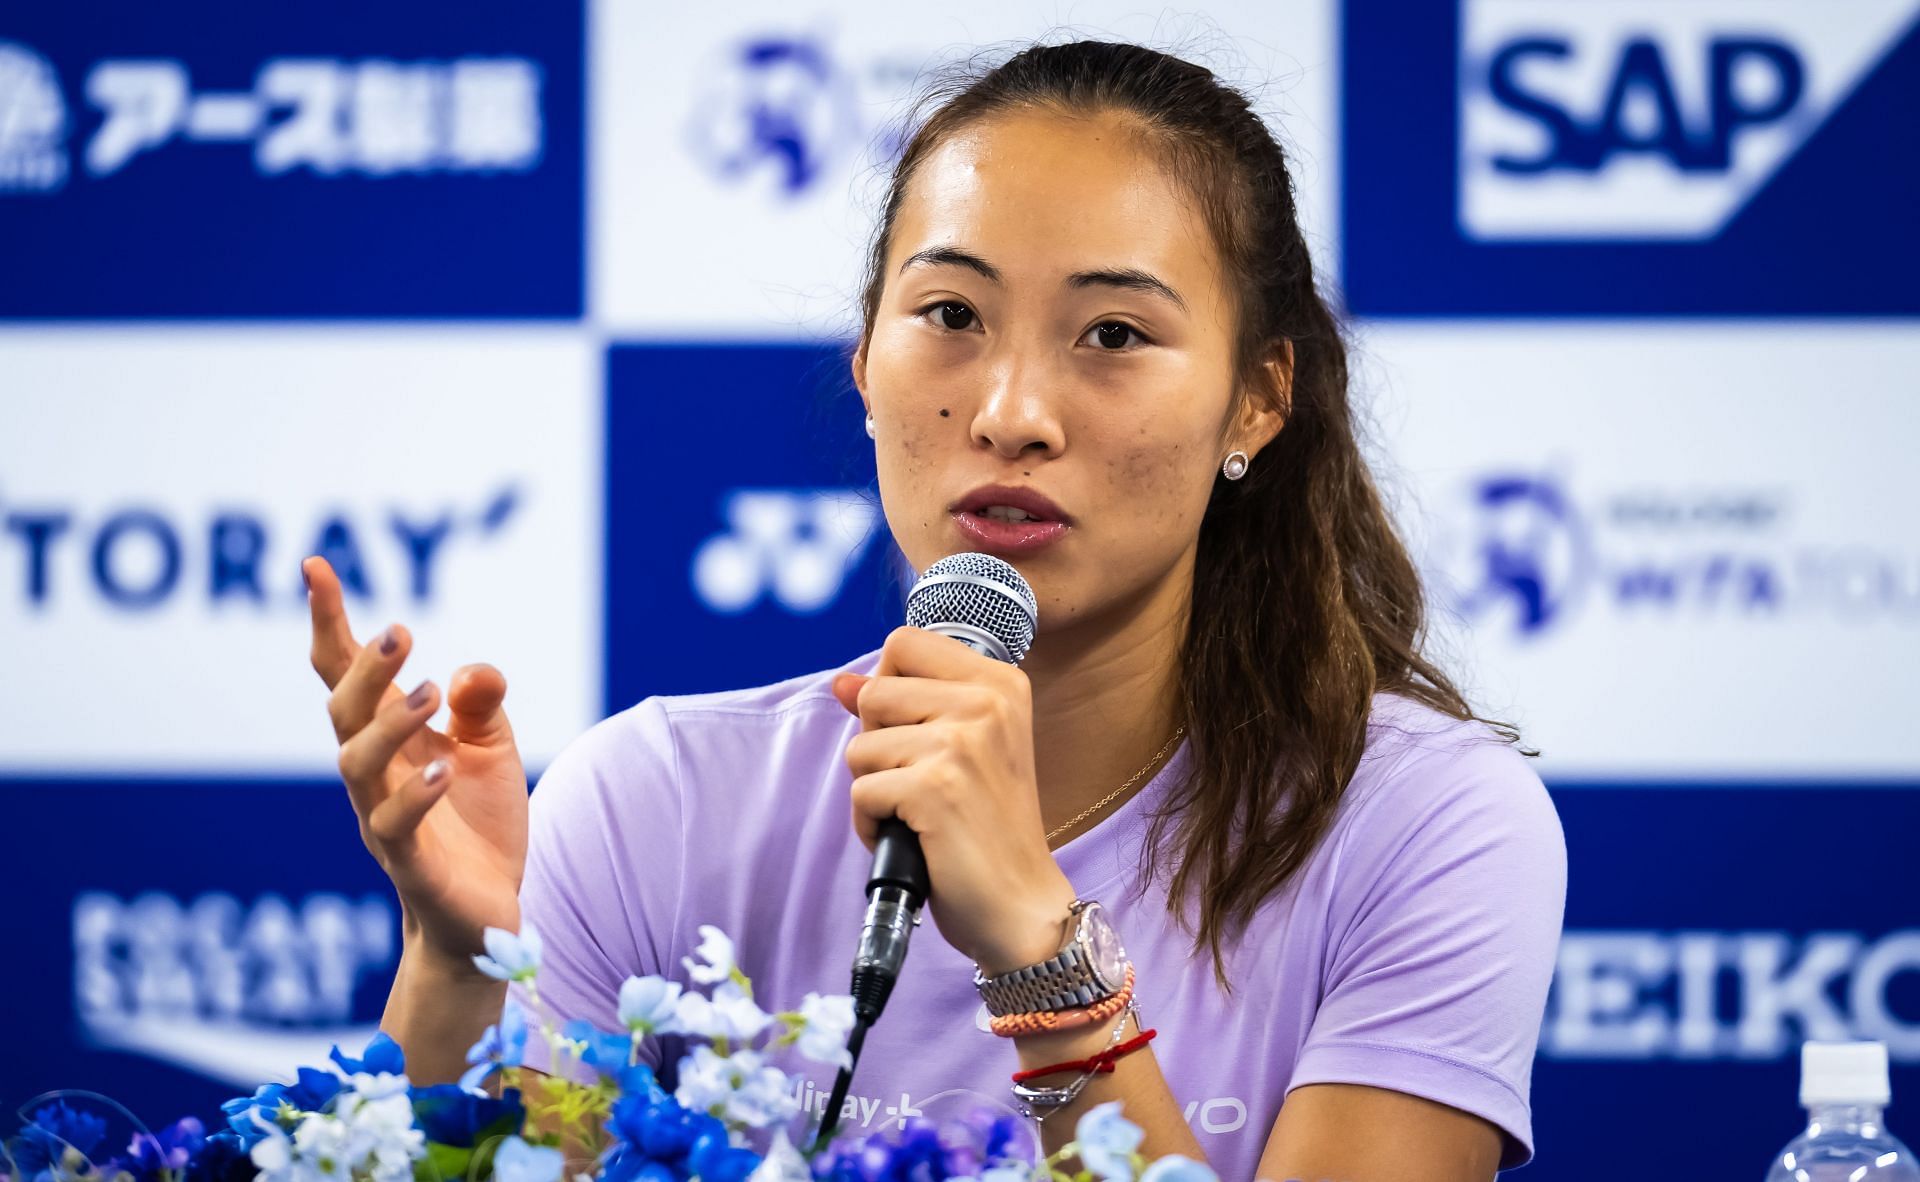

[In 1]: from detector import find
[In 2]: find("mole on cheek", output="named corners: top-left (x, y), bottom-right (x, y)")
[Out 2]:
top-left (939, 408), bottom-right (950, 417)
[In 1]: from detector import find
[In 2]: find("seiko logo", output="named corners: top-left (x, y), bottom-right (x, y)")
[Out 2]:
top-left (1459, 0), bottom-right (1920, 239)
top-left (1544, 929), bottom-right (1920, 1061)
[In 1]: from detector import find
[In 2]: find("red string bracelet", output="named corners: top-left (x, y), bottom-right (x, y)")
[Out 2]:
top-left (1010, 1027), bottom-right (1158, 1083)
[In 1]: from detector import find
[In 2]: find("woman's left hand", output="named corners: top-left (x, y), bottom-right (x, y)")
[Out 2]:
top-left (831, 626), bottom-right (1079, 975)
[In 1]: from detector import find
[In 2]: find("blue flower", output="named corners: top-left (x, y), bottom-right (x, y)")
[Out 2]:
top-left (217, 1068), bottom-right (341, 1148)
top-left (185, 1132), bottom-right (256, 1182)
top-left (1074, 1102), bottom-right (1144, 1182)
top-left (563, 1017), bottom-right (638, 1076)
top-left (408, 1084), bottom-right (526, 1148)
top-left (111, 1117), bottom-right (206, 1182)
top-left (11, 1100), bottom-right (108, 1172)
top-left (1138, 1156), bottom-right (1219, 1182)
top-left (329, 1030), bottom-right (406, 1077)
top-left (473, 925), bottom-right (543, 983)
top-left (687, 1126), bottom-right (758, 1182)
top-left (492, 1136), bottom-right (564, 1182)
top-left (459, 1002), bottom-right (530, 1090)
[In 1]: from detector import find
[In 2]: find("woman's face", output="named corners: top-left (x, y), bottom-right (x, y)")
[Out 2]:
top-left (855, 106), bottom-right (1283, 633)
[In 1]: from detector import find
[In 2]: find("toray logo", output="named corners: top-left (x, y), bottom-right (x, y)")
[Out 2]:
top-left (0, 41), bottom-right (69, 193)
top-left (1, 483), bottom-right (521, 611)
top-left (1459, 0), bottom-right (1920, 239)
top-left (692, 489), bottom-right (882, 613)
top-left (684, 35), bottom-right (863, 197)
top-left (74, 891), bottom-right (393, 1087)
top-left (1434, 472), bottom-right (1917, 640)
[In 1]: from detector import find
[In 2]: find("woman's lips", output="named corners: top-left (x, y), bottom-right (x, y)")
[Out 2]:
top-left (950, 510), bottom-right (1069, 555)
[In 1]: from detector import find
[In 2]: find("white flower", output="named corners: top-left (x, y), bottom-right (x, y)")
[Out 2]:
top-left (674, 1044), bottom-right (743, 1114)
top-left (1139, 1156), bottom-right (1219, 1182)
top-left (1076, 1101), bottom-right (1144, 1182)
top-left (493, 1135), bottom-right (565, 1182)
top-left (794, 992), bottom-right (855, 1070)
top-left (724, 1057), bottom-right (801, 1129)
top-left (617, 975), bottom-right (684, 1033)
top-left (981, 1168), bottom-right (1040, 1182)
top-left (347, 1071), bottom-right (410, 1101)
top-left (674, 981), bottom-right (772, 1042)
top-left (746, 1130), bottom-right (812, 1182)
top-left (672, 1045), bottom-right (799, 1129)
top-left (682, 924), bottom-right (738, 985)
top-left (473, 925), bottom-right (543, 983)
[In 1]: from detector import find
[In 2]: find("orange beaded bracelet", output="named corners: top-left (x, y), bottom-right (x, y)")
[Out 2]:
top-left (987, 965), bottom-right (1135, 1038)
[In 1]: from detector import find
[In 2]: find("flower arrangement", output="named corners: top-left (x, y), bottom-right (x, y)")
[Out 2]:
top-left (3, 926), bottom-right (1222, 1182)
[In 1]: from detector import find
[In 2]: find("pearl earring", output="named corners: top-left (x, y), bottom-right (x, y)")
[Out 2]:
top-left (865, 413), bottom-right (876, 439)
top-left (1222, 450), bottom-right (1249, 480)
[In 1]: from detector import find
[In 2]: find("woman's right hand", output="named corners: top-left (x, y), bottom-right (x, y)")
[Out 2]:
top-left (303, 555), bottom-right (528, 974)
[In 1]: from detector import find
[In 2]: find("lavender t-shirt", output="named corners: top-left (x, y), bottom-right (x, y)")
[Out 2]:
top-left (507, 650), bottom-right (1566, 1179)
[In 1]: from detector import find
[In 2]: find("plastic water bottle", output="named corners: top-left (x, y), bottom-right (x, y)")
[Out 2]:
top-left (1764, 1041), bottom-right (1920, 1181)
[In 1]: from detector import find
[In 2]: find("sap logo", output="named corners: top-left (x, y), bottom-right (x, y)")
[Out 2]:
top-left (1, 482), bottom-right (521, 610)
top-left (685, 35), bottom-right (862, 197)
top-left (1459, 0), bottom-right (1920, 239)
top-left (1543, 930), bottom-right (1920, 1062)
top-left (74, 890), bottom-right (394, 1087)
top-left (0, 41), bottom-right (69, 193)
top-left (1436, 474), bottom-right (1593, 638)
top-left (692, 489), bottom-right (882, 614)
top-left (84, 56), bottom-right (542, 179)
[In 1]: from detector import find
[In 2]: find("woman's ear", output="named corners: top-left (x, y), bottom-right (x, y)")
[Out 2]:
top-left (1236, 340), bottom-right (1293, 459)
top-left (851, 336), bottom-right (870, 413)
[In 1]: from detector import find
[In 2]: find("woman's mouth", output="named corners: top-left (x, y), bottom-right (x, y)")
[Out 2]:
top-left (951, 505), bottom-right (1069, 554)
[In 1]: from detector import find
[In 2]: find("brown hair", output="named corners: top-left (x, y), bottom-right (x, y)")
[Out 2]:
top-left (855, 40), bottom-right (1528, 989)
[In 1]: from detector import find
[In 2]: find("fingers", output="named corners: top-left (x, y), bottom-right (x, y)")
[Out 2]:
top-left (337, 679), bottom-right (442, 817)
top-left (365, 755), bottom-right (453, 853)
top-left (304, 556), bottom-right (361, 690)
top-left (874, 625), bottom-right (1006, 680)
top-left (445, 663), bottom-right (515, 749)
top-left (847, 766), bottom-right (919, 853)
top-left (327, 618), bottom-right (413, 742)
top-left (851, 673), bottom-right (1006, 731)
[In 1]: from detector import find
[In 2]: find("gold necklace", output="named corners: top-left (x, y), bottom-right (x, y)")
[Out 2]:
top-left (1045, 726), bottom-right (1186, 848)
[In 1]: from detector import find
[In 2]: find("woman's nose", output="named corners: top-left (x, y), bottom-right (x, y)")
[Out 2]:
top-left (970, 355), bottom-right (1066, 460)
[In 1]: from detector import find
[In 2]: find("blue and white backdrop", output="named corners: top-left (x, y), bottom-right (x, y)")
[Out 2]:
top-left (3, 2), bottom-right (1917, 1177)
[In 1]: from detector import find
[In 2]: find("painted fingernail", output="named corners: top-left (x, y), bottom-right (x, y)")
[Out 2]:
top-left (379, 627), bottom-right (399, 656)
top-left (423, 758), bottom-right (449, 785)
top-left (407, 680), bottom-right (432, 709)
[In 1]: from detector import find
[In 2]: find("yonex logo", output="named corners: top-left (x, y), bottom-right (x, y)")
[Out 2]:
top-left (691, 489), bottom-right (882, 614)
top-left (1459, 0), bottom-right (1920, 239)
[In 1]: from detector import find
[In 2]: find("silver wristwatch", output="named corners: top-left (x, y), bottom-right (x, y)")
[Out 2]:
top-left (973, 898), bottom-right (1131, 1017)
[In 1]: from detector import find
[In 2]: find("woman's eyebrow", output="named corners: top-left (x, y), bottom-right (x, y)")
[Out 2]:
top-left (898, 247), bottom-right (1188, 314)
top-left (1067, 267), bottom-right (1188, 313)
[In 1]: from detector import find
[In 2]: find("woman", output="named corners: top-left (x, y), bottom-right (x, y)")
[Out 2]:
top-left (304, 41), bottom-right (1565, 1182)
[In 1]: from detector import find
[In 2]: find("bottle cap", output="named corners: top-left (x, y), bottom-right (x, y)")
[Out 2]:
top-left (1801, 1041), bottom-right (1892, 1107)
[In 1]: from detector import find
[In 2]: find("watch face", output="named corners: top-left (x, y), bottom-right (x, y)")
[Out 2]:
top-left (1079, 903), bottom-right (1129, 990)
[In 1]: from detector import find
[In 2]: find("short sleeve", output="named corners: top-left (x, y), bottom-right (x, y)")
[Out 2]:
top-left (1287, 732), bottom-right (1566, 1170)
top-left (504, 698), bottom-right (685, 1084)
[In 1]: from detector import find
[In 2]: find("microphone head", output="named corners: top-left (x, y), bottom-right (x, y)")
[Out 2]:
top-left (906, 552), bottom-right (1038, 665)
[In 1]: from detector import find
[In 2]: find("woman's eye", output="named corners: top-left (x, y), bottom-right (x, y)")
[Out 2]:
top-left (1087, 321), bottom-right (1145, 350)
top-left (936, 302), bottom-right (976, 331)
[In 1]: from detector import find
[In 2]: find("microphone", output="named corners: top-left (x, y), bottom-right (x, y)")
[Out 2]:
top-left (849, 552), bottom-right (1038, 1025)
